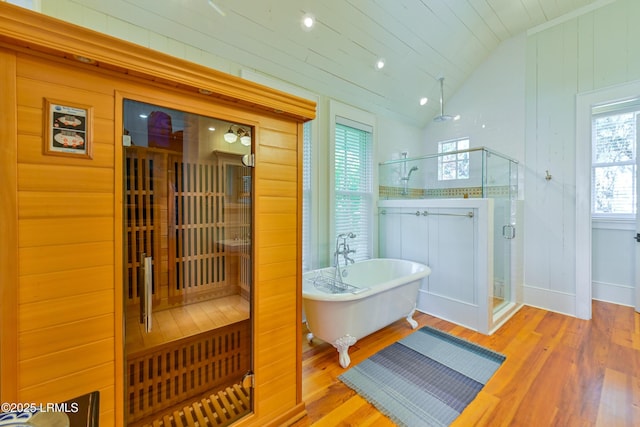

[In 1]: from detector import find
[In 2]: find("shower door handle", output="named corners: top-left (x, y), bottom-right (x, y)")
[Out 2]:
top-left (502, 225), bottom-right (516, 239)
top-left (138, 253), bottom-right (153, 333)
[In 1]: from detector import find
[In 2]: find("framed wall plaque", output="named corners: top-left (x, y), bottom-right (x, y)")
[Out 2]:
top-left (44, 98), bottom-right (93, 159)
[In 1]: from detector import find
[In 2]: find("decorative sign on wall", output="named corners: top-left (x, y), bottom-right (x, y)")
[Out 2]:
top-left (43, 98), bottom-right (93, 159)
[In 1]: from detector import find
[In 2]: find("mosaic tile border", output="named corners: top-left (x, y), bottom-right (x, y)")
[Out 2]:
top-left (379, 185), bottom-right (513, 199)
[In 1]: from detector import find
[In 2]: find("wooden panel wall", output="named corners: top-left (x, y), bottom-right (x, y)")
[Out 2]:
top-left (254, 119), bottom-right (302, 419)
top-left (0, 47), bottom-right (18, 402)
top-left (15, 54), bottom-right (117, 424)
top-left (3, 49), bottom-right (306, 427)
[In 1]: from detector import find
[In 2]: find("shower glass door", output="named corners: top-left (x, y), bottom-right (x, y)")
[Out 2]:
top-left (123, 99), bottom-right (253, 425)
top-left (493, 198), bottom-right (512, 312)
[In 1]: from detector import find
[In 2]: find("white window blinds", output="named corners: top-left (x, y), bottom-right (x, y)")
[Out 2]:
top-left (334, 118), bottom-right (372, 262)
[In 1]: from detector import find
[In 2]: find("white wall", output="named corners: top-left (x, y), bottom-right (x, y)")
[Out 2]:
top-left (526, 0), bottom-right (640, 317)
top-left (416, 0), bottom-right (640, 317)
top-left (376, 115), bottom-right (425, 163)
top-left (421, 33), bottom-right (527, 162)
top-left (592, 221), bottom-right (635, 305)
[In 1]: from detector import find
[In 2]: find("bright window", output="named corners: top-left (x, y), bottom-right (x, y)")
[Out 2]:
top-left (334, 118), bottom-right (372, 262)
top-left (438, 138), bottom-right (469, 180)
top-left (591, 102), bottom-right (639, 218)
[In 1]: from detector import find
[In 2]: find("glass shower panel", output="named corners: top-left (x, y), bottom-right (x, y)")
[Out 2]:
top-left (484, 150), bottom-right (515, 313)
top-left (493, 198), bottom-right (512, 311)
top-left (123, 99), bottom-right (253, 426)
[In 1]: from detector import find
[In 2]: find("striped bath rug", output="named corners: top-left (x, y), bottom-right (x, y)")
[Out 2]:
top-left (338, 326), bottom-right (505, 427)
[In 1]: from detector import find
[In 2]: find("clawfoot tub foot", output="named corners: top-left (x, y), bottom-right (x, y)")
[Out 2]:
top-left (334, 335), bottom-right (358, 368)
top-left (306, 332), bottom-right (314, 343)
top-left (406, 306), bottom-right (418, 329)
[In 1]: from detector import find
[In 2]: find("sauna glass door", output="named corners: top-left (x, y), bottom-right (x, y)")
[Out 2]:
top-left (123, 99), bottom-right (253, 426)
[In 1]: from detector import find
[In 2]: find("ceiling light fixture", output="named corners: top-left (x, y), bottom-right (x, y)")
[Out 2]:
top-left (375, 58), bottom-right (385, 70)
top-left (301, 13), bottom-right (315, 30)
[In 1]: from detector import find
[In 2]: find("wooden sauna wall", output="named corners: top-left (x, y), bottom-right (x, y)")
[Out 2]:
top-left (13, 53), bottom-right (118, 424)
top-left (3, 45), bottom-right (306, 427)
top-left (124, 148), bottom-right (239, 314)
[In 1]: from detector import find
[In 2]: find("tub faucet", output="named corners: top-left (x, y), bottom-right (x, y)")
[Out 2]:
top-left (334, 232), bottom-right (356, 268)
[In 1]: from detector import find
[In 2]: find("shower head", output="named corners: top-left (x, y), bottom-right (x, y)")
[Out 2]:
top-left (433, 77), bottom-right (456, 122)
top-left (433, 114), bottom-right (454, 122)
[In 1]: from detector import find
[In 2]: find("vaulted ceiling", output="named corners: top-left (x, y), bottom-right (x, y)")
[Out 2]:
top-left (66, 0), bottom-right (605, 126)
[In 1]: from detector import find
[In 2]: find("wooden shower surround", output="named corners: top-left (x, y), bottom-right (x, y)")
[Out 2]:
top-left (0, 3), bottom-right (315, 427)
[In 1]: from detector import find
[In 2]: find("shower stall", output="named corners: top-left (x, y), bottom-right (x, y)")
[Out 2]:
top-left (378, 147), bottom-right (522, 334)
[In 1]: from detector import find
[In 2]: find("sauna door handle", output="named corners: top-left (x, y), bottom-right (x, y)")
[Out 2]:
top-left (138, 253), bottom-right (153, 333)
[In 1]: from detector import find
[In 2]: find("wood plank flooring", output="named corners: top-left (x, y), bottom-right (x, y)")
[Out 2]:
top-left (292, 300), bottom-right (640, 426)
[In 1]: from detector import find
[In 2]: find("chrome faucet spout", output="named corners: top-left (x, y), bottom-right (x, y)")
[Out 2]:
top-left (334, 232), bottom-right (357, 269)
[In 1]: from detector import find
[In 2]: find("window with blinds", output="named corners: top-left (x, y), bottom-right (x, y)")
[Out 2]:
top-left (334, 118), bottom-right (372, 262)
top-left (591, 99), bottom-right (639, 218)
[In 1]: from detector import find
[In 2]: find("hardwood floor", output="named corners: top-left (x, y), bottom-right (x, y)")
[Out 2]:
top-left (292, 301), bottom-right (640, 426)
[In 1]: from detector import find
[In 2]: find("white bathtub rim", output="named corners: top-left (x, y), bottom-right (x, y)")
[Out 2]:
top-left (302, 258), bottom-right (431, 302)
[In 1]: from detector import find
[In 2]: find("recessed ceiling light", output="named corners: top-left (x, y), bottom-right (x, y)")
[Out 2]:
top-left (301, 13), bottom-right (315, 30)
top-left (375, 58), bottom-right (385, 70)
top-left (139, 114), bottom-right (148, 119)
top-left (208, 127), bottom-right (216, 131)
top-left (419, 97), bottom-right (428, 106)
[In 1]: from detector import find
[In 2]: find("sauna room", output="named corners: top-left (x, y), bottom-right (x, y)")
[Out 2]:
top-left (2, 0), bottom-right (640, 426)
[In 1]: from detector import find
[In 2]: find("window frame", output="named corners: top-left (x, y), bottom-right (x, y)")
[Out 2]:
top-left (437, 137), bottom-right (470, 181)
top-left (329, 101), bottom-right (376, 263)
top-left (590, 102), bottom-right (639, 220)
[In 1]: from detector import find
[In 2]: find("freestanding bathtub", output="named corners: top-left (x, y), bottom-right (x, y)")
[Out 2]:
top-left (302, 258), bottom-right (431, 368)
